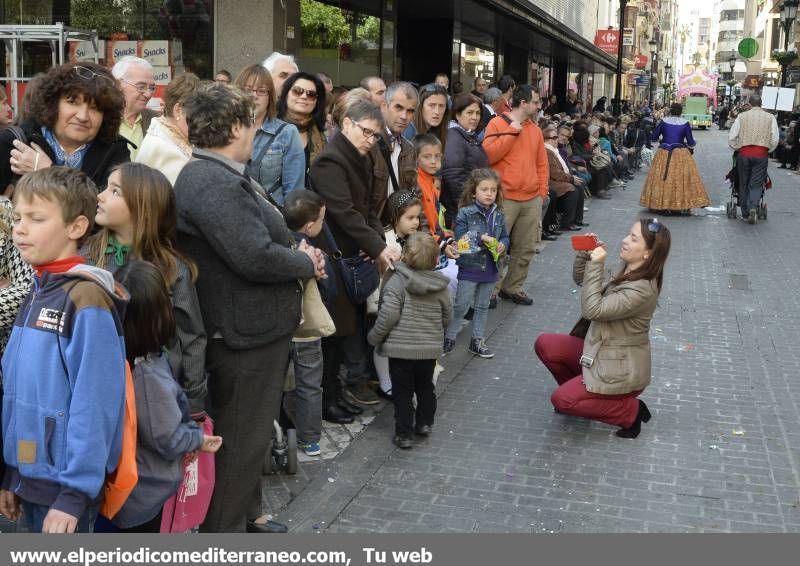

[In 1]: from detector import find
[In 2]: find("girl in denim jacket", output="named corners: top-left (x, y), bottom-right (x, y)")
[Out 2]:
top-left (443, 168), bottom-right (509, 358)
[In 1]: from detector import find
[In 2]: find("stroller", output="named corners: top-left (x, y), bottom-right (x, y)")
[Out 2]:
top-left (725, 152), bottom-right (770, 220)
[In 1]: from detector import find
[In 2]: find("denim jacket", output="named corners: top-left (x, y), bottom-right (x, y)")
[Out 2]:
top-left (247, 118), bottom-right (305, 205)
top-left (454, 202), bottom-right (509, 272)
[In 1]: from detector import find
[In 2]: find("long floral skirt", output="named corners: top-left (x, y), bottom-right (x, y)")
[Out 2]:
top-left (640, 147), bottom-right (710, 210)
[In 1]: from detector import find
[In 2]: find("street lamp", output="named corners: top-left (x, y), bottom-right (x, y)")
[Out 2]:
top-left (664, 60), bottom-right (672, 103)
top-left (649, 37), bottom-right (658, 106)
top-left (781, 0), bottom-right (799, 52)
top-left (728, 55), bottom-right (736, 80)
top-left (613, 0), bottom-right (629, 116)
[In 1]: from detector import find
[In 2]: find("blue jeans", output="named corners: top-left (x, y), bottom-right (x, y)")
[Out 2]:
top-left (286, 340), bottom-right (323, 444)
top-left (21, 501), bottom-right (97, 533)
top-left (446, 279), bottom-right (495, 340)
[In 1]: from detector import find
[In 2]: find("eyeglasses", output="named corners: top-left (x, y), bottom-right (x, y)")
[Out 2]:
top-left (290, 86), bottom-right (318, 100)
top-left (120, 77), bottom-right (157, 94)
top-left (73, 65), bottom-right (115, 88)
top-left (244, 86), bottom-right (270, 97)
top-left (646, 218), bottom-right (662, 233)
top-left (351, 121), bottom-right (380, 141)
top-left (546, 136), bottom-right (558, 139)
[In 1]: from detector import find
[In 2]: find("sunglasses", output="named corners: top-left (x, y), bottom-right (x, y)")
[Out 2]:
top-left (646, 218), bottom-right (662, 233)
top-left (73, 65), bottom-right (115, 88)
top-left (546, 135), bottom-right (558, 139)
top-left (290, 86), bottom-right (318, 100)
top-left (420, 83), bottom-right (448, 95)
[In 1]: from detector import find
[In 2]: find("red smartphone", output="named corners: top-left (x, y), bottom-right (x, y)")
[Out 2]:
top-left (571, 234), bottom-right (598, 251)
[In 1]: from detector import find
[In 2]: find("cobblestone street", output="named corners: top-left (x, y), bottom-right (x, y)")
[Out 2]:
top-left (269, 127), bottom-right (800, 533)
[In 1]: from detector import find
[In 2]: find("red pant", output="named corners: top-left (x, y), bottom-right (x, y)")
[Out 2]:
top-left (534, 333), bottom-right (640, 428)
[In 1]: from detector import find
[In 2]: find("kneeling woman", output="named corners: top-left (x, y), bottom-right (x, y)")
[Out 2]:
top-left (534, 218), bottom-right (671, 438)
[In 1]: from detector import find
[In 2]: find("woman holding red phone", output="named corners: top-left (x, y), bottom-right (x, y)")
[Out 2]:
top-left (534, 218), bottom-right (671, 438)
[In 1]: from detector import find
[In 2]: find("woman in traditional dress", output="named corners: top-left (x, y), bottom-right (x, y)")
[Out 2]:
top-left (640, 103), bottom-right (710, 215)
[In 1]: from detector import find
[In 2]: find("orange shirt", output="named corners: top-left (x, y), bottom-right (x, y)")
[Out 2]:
top-left (482, 113), bottom-right (549, 201)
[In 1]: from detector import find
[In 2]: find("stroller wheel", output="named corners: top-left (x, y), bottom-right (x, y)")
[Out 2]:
top-left (726, 201), bottom-right (737, 219)
top-left (286, 428), bottom-right (298, 475)
top-left (758, 202), bottom-right (767, 220)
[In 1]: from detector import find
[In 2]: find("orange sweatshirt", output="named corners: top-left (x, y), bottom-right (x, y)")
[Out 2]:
top-left (481, 113), bottom-right (549, 201)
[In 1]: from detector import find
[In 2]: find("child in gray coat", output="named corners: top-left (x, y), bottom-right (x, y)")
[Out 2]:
top-left (368, 233), bottom-right (453, 449)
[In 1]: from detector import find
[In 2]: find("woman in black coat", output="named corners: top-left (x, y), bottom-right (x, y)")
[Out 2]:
top-left (1, 62), bottom-right (128, 193)
top-left (309, 99), bottom-right (400, 423)
top-left (440, 93), bottom-right (489, 228)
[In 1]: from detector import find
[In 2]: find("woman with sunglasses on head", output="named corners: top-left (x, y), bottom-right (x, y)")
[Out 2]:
top-left (0, 62), bottom-right (128, 192)
top-left (235, 65), bottom-right (305, 205)
top-left (277, 72), bottom-right (327, 179)
top-left (402, 84), bottom-right (449, 150)
top-left (534, 218), bottom-right (671, 439)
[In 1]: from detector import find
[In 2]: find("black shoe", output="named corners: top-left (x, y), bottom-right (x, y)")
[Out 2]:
top-left (498, 289), bottom-right (533, 305)
top-left (779, 165), bottom-right (788, 169)
top-left (393, 435), bottom-right (413, 449)
top-left (575, 221), bottom-right (590, 227)
top-left (595, 190), bottom-right (611, 200)
top-left (541, 233), bottom-right (558, 241)
top-left (336, 398), bottom-right (364, 415)
top-left (247, 520), bottom-right (289, 533)
top-left (615, 400), bottom-right (652, 439)
top-left (562, 225), bottom-right (582, 231)
top-left (323, 405), bottom-right (355, 424)
top-left (489, 296), bottom-right (498, 309)
top-left (549, 229), bottom-right (563, 235)
top-left (415, 424), bottom-right (432, 436)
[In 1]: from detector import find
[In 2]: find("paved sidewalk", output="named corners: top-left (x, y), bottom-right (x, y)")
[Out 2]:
top-left (265, 128), bottom-right (800, 533)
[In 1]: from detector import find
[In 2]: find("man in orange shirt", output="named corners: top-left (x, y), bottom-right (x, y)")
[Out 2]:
top-left (482, 84), bottom-right (548, 306)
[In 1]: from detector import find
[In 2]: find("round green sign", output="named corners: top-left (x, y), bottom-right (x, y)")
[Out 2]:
top-left (738, 38), bottom-right (758, 59)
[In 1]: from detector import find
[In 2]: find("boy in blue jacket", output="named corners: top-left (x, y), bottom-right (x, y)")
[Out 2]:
top-left (0, 167), bottom-right (128, 533)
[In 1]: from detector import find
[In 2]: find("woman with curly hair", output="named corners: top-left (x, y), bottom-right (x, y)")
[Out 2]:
top-left (0, 62), bottom-right (129, 191)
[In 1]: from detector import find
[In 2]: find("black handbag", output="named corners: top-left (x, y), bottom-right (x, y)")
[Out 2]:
top-left (569, 317), bottom-right (591, 339)
top-left (322, 223), bottom-right (379, 305)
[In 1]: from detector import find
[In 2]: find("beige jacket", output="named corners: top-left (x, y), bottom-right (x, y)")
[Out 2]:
top-left (573, 253), bottom-right (659, 395)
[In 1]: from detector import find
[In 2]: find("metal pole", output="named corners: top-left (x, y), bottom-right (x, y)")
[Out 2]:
top-left (613, 0), bottom-right (627, 116)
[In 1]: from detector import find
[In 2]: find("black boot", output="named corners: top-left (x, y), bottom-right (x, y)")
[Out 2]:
top-left (616, 400), bottom-right (652, 439)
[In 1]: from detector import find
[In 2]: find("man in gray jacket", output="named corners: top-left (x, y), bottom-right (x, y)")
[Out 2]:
top-left (174, 84), bottom-right (325, 533)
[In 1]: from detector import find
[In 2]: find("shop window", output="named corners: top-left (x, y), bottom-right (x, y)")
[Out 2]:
top-left (297, 0), bottom-right (381, 87)
top-left (460, 43), bottom-right (494, 85)
top-left (2, 1), bottom-right (213, 79)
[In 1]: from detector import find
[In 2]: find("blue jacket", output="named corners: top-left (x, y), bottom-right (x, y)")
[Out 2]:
top-left (113, 354), bottom-right (202, 529)
top-left (1, 264), bottom-right (128, 518)
top-left (247, 118), bottom-right (305, 205)
top-left (454, 203), bottom-right (509, 273)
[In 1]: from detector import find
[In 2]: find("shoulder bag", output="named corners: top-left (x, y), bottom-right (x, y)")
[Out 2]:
top-left (322, 223), bottom-right (380, 305)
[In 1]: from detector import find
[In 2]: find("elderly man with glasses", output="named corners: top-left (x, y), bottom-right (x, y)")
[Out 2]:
top-left (112, 56), bottom-right (158, 160)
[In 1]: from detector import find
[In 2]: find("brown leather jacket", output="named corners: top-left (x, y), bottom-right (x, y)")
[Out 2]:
top-left (365, 132), bottom-right (417, 226)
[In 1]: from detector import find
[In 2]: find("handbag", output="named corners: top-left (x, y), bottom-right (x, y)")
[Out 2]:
top-left (160, 416), bottom-right (216, 533)
top-left (294, 278), bottom-right (336, 339)
top-left (590, 151), bottom-right (612, 169)
top-left (322, 223), bottom-right (380, 305)
top-left (640, 146), bottom-right (654, 167)
top-left (569, 317), bottom-right (591, 340)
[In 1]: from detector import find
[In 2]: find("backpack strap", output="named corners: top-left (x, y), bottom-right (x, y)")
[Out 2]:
top-left (482, 114), bottom-right (521, 140)
top-left (376, 136), bottom-right (401, 194)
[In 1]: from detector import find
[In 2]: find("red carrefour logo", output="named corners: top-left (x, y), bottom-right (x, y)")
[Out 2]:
top-left (634, 54), bottom-right (649, 69)
top-left (594, 30), bottom-right (620, 54)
